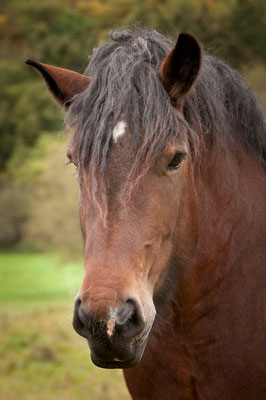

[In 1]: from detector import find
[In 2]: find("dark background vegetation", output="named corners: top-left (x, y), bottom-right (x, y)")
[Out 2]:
top-left (0, 0), bottom-right (265, 399)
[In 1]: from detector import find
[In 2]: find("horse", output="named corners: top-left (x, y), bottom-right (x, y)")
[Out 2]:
top-left (26, 28), bottom-right (266, 399)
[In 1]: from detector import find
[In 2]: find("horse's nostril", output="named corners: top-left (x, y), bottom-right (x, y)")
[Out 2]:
top-left (117, 300), bottom-right (135, 324)
top-left (72, 296), bottom-right (90, 338)
top-left (74, 295), bottom-right (81, 308)
top-left (116, 299), bottom-right (145, 339)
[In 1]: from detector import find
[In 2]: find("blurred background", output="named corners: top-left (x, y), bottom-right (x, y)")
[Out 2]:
top-left (0, 0), bottom-right (265, 399)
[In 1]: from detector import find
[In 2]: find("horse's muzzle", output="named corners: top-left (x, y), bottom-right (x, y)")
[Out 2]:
top-left (72, 296), bottom-right (148, 368)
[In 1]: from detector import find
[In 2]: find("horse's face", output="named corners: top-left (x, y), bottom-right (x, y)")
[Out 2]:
top-left (27, 32), bottom-right (201, 368)
top-left (70, 120), bottom-right (198, 368)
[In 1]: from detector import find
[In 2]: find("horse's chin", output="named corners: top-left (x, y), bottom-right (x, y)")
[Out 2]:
top-left (91, 353), bottom-right (141, 369)
top-left (89, 336), bottom-right (148, 369)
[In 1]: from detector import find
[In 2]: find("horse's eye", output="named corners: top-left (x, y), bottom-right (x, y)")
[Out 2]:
top-left (167, 153), bottom-right (186, 170)
top-left (66, 151), bottom-right (78, 167)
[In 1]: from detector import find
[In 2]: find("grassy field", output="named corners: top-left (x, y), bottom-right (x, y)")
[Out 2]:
top-left (0, 252), bottom-right (131, 400)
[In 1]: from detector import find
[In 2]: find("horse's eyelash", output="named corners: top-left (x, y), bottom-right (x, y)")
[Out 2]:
top-left (65, 160), bottom-right (78, 168)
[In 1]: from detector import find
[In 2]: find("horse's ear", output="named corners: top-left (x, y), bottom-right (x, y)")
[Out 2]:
top-left (159, 33), bottom-right (201, 107)
top-left (25, 59), bottom-right (92, 108)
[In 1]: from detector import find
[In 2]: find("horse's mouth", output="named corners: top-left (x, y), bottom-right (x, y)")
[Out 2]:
top-left (88, 332), bottom-right (149, 369)
top-left (91, 353), bottom-right (138, 369)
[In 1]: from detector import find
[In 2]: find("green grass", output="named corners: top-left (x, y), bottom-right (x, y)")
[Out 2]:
top-left (0, 252), bottom-right (82, 303)
top-left (0, 252), bottom-right (130, 400)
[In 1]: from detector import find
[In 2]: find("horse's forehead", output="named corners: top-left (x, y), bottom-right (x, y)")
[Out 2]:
top-left (109, 121), bottom-right (136, 168)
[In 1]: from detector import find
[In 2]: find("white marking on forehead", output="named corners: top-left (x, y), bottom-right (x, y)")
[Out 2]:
top-left (113, 120), bottom-right (126, 142)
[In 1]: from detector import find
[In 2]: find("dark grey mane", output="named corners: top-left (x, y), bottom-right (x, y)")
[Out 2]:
top-left (185, 53), bottom-right (266, 161)
top-left (67, 27), bottom-right (266, 198)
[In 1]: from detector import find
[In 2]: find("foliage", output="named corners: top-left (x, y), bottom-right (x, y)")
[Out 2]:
top-left (0, 63), bottom-right (64, 170)
top-left (226, 0), bottom-right (266, 67)
top-left (0, 0), bottom-right (95, 170)
top-left (0, 133), bottom-right (82, 256)
top-left (22, 136), bottom-right (82, 256)
top-left (0, 0), bottom-right (96, 69)
top-left (0, 176), bottom-right (28, 246)
top-left (76, 0), bottom-right (266, 67)
top-left (7, 134), bottom-right (82, 256)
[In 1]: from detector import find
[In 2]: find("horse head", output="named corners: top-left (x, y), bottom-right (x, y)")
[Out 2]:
top-left (26, 32), bottom-right (201, 369)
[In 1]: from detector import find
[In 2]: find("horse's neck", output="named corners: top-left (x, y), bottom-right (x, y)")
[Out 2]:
top-left (149, 146), bottom-right (266, 396)
top-left (194, 144), bottom-right (266, 271)
top-left (175, 143), bottom-right (266, 333)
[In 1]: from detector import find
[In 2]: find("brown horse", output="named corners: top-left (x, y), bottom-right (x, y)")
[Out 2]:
top-left (26, 28), bottom-right (266, 399)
